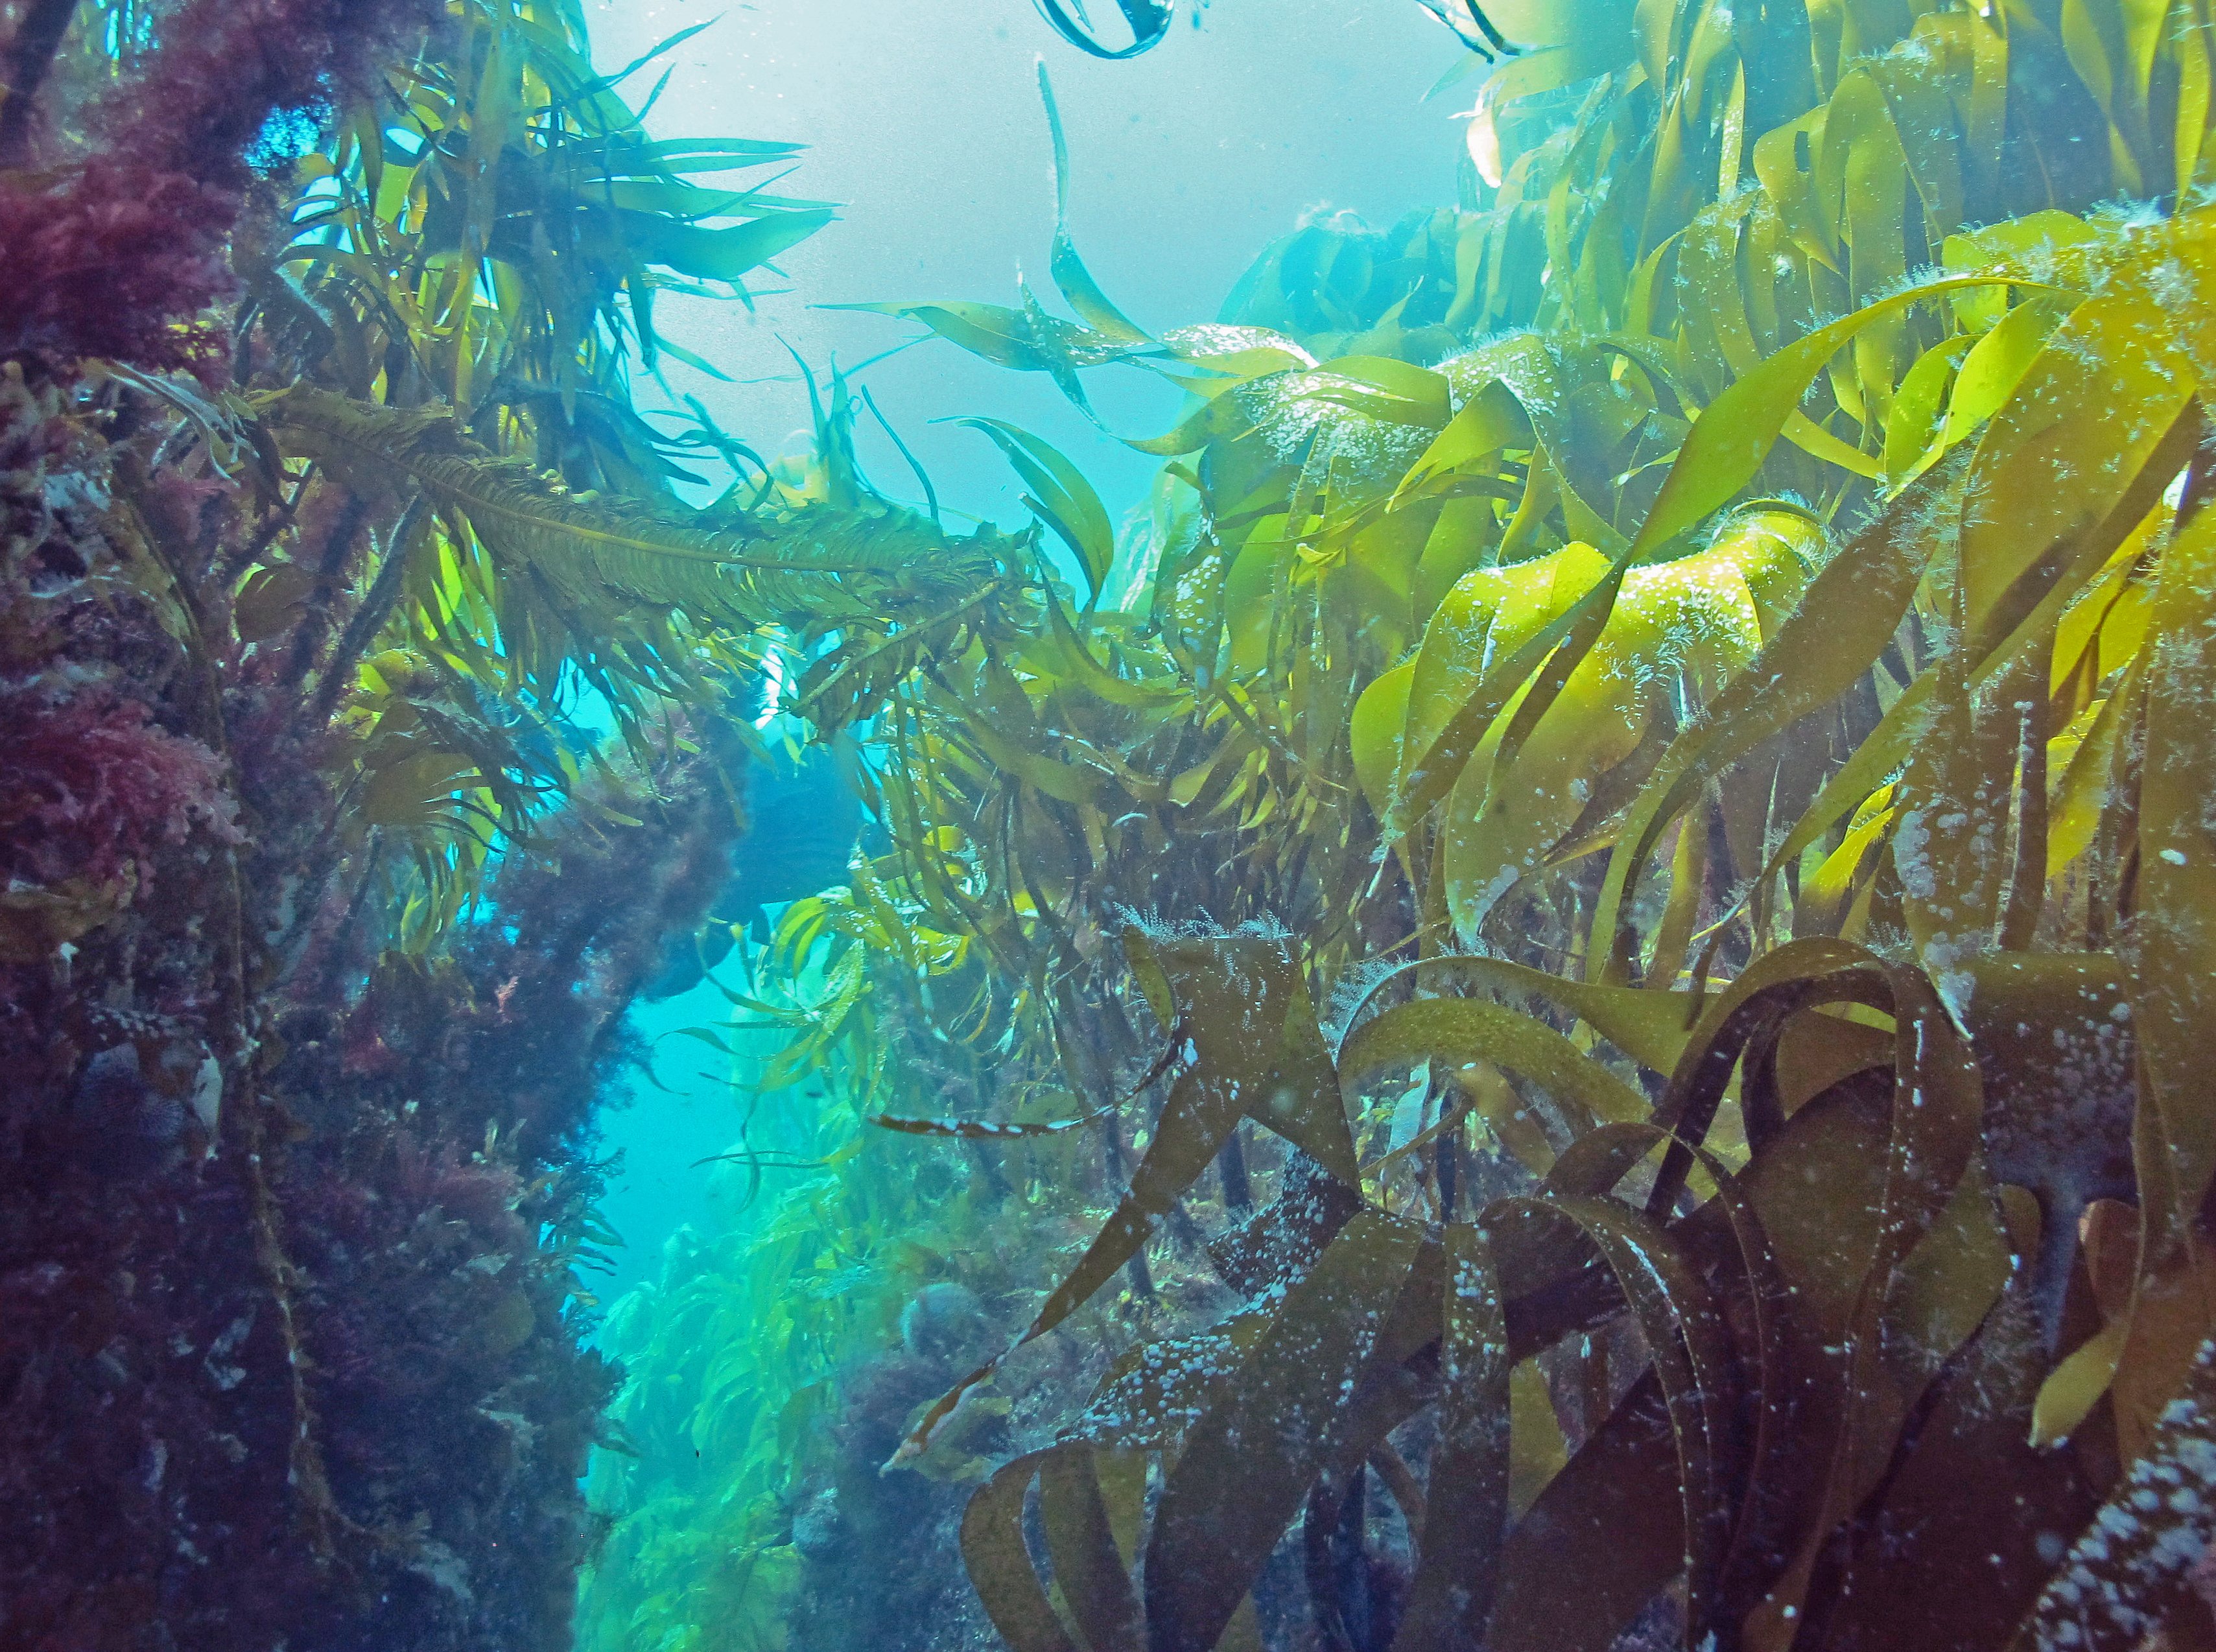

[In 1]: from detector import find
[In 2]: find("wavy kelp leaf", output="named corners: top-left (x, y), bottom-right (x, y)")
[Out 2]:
top-left (824, 297), bottom-right (1154, 388)
top-left (622, 206), bottom-right (834, 283)
top-left (1284, 355), bottom-right (1456, 429)
top-left (1792, 1212), bottom-right (2085, 1652)
top-left (1443, 510), bottom-right (1819, 937)
top-left (1960, 952), bottom-right (2136, 1319)
top-left (1339, 995), bottom-right (1649, 1126)
top-left (955, 416), bottom-right (1116, 599)
top-left (1631, 273), bottom-right (2048, 558)
top-left (1568, 1120), bottom-right (1797, 1629)
top-left (1891, 642), bottom-right (2008, 1016)
top-left (1388, 376), bottom-right (1531, 506)
top-left (1698, 950), bottom-right (1994, 1647)
top-left (1389, 1221), bottom-right (1511, 1651)
top-left (1745, 401), bottom-right (2198, 924)
top-left (1882, 333), bottom-right (1975, 479)
top-left (1389, 539), bottom-right (1615, 831)
top-left (2127, 501), bottom-right (2216, 1256)
top-left (1037, 64), bottom-right (1151, 344)
top-left (1574, 1000), bottom-right (1998, 1650)
top-left (894, 932), bottom-right (1354, 1465)
top-left (1024, 588), bottom-right (1191, 711)
top-left (1484, 1375), bottom-right (1688, 1652)
top-left (1935, 295), bottom-right (2075, 454)
top-left (1207, 1156), bottom-right (1367, 1297)
top-left (1348, 658), bottom-right (1416, 830)
top-left (1500, 1190), bottom-right (1739, 1638)
top-left (1337, 951), bottom-right (1701, 1079)
top-left (1588, 480), bottom-right (1941, 978)
top-left (963, 1450), bottom-right (1082, 1652)
top-left (1145, 1209), bottom-right (1426, 1652)
top-left (2031, 1312), bottom-right (2132, 1450)
top-left (1033, 0), bottom-right (1173, 58)
top-left (1040, 1447), bottom-right (1143, 1652)
top-left (1957, 292), bottom-right (2196, 661)
top-left (1118, 930), bottom-right (1361, 1182)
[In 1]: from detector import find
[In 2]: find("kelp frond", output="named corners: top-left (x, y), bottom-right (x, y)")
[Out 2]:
top-left (264, 386), bottom-right (1013, 637)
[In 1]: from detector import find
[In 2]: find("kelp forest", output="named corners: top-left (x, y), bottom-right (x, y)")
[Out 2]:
top-left (7, 0), bottom-right (2216, 1647)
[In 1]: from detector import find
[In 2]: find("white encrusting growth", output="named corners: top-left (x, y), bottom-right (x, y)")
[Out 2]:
top-left (2025, 1336), bottom-right (2216, 1649)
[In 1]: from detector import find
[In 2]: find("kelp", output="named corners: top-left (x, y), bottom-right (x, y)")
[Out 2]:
top-left (189, 0), bottom-right (1020, 946)
top-left (17, 0), bottom-right (2216, 1639)
top-left (722, 0), bottom-right (2216, 1646)
top-left (1031, 0), bottom-right (1175, 59)
top-left (576, 866), bottom-right (1177, 1652)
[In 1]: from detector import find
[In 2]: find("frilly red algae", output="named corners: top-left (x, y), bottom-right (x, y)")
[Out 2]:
top-left (0, 0), bottom-right (438, 381)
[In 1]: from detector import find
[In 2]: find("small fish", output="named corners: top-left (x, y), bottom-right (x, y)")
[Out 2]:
top-left (67, 1044), bottom-right (184, 1177)
top-left (641, 745), bottom-right (864, 1000)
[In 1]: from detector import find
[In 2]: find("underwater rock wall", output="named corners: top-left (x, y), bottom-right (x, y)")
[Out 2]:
top-left (0, 0), bottom-right (877, 1639)
top-left (0, 355), bottom-right (752, 1647)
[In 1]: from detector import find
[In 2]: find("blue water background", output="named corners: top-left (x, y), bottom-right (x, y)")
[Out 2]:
top-left (577, 0), bottom-right (1470, 1302)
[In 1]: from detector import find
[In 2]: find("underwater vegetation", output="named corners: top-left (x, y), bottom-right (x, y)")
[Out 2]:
top-left (14, 0), bottom-right (2216, 1649)
top-left (605, 0), bottom-right (2216, 1648)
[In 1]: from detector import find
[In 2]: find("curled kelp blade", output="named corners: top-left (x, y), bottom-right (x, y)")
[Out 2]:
top-left (1144, 1210), bottom-right (1431, 1652)
top-left (1031, 0), bottom-right (1174, 58)
top-left (940, 928), bottom-right (2132, 1651)
top-left (1411, 0), bottom-right (1523, 58)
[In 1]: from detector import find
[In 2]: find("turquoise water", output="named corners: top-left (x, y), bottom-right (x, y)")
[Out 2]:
top-left (22, 0), bottom-right (2208, 1646)
top-left (582, 0), bottom-right (1472, 1303)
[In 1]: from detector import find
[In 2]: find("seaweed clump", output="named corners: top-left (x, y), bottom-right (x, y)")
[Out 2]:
top-left (0, 0), bottom-right (440, 377)
top-left (668, 1), bottom-right (2216, 1646)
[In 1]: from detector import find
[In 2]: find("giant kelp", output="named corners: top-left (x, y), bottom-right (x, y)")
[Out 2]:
top-left (729, 0), bottom-right (2216, 1647)
top-left (16, 0), bottom-right (2216, 1646)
